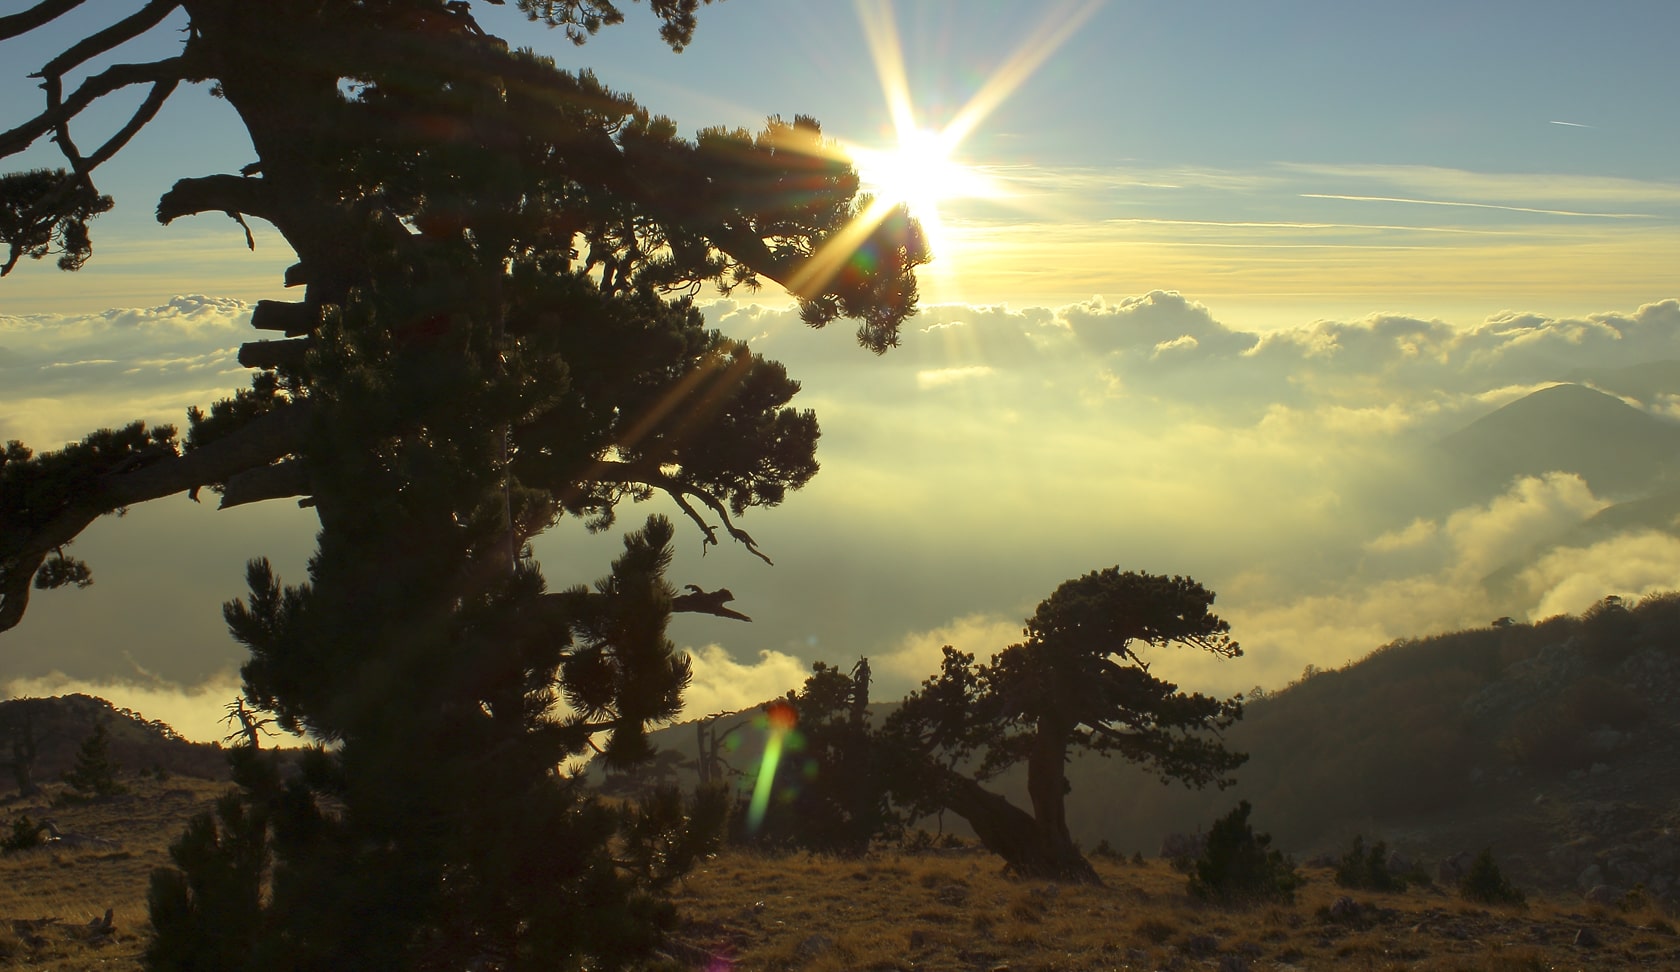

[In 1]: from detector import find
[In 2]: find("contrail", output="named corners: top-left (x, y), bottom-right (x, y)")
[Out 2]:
top-left (1548, 120), bottom-right (1593, 128)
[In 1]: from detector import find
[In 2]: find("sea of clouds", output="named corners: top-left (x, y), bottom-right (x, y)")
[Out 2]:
top-left (6, 292), bottom-right (1680, 738)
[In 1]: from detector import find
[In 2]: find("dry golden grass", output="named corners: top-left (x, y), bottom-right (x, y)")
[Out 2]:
top-left (666, 848), bottom-right (1680, 971)
top-left (1, 775), bottom-right (225, 971)
top-left (9, 782), bottom-right (1680, 971)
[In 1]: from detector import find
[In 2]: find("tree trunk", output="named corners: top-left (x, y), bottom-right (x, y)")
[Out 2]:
top-left (3, 707), bottom-right (42, 798)
top-left (923, 763), bottom-right (1099, 884)
top-left (1023, 718), bottom-right (1090, 877)
top-left (4, 757), bottom-right (39, 798)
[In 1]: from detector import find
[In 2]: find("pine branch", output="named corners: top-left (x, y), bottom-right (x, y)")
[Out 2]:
top-left (590, 461), bottom-right (771, 565)
top-left (0, 404), bottom-right (312, 634)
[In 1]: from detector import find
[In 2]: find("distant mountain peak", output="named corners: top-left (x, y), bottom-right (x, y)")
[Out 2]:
top-left (1439, 382), bottom-right (1680, 499)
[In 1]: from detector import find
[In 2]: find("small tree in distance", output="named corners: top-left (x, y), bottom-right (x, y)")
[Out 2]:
top-left (61, 722), bottom-right (128, 800)
top-left (0, 698), bottom-right (45, 797)
top-left (1188, 800), bottom-right (1303, 904)
top-left (753, 658), bottom-right (896, 855)
top-left (1335, 834), bottom-right (1408, 892)
top-left (1459, 848), bottom-right (1526, 906)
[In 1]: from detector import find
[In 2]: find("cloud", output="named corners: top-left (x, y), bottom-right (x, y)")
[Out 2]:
top-left (917, 365), bottom-right (994, 389)
top-left (11, 291), bottom-right (1680, 730)
top-left (1196, 474), bottom-right (1614, 696)
top-left (1, 295), bottom-right (256, 446)
top-left (1282, 163), bottom-right (1680, 208)
top-left (1300, 193), bottom-right (1653, 220)
top-left (877, 612), bottom-right (1025, 682)
top-left (1520, 532), bottom-right (1680, 620)
top-left (1059, 290), bottom-right (1257, 362)
top-left (1364, 517), bottom-right (1438, 554)
top-left (913, 304), bottom-right (1054, 365)
top-left (681, 644), bottom-right (811, 717)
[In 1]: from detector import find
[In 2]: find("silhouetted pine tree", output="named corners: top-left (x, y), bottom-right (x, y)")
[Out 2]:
top-left (62, 723), bottom-right (126, 799)
top-left (4, 4), bottom-right (925, 968)
top-left (880, 569), bottom-right (1246, 883)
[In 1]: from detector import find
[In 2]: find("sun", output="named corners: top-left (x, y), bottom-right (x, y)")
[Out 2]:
top-left (851, 129), bottom-right (991, 228)
top-left (789, 0), bottom-right (1099, 301)
top-left (838, 0), bottom-right (1101, 272)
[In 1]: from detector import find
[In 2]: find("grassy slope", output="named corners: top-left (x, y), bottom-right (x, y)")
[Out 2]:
top-left (3, 777), bottom-right (1678, 970)
top-left (669, 848), bottom-right (1680, 971)
top-left (1, 775), bottom-right (227, 970)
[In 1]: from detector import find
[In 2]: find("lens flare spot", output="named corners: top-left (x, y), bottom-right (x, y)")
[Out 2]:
top-left (747, 700), bottom-right (800, 834)
top-left (764, 699), bottom-right (798, 732)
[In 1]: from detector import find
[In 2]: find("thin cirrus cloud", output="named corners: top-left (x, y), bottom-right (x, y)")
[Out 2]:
top-left (1299, 194), bottom-right (1655, 220)
top-left (1278, 162), bottom-right (1680, 207)
top-left (927, 161), bottom-right (1680, 312)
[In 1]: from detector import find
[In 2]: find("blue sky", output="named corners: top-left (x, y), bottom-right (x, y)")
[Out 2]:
top-left (4, 1), bottom-right (1680, 740)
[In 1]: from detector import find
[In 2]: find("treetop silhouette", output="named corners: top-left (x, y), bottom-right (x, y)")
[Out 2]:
top-left (2, 3), bottom-right (928, 967)
top-left (881, 568), bottom-right (1246, 883)
top-left (0, 0), bottom-right (929, 635)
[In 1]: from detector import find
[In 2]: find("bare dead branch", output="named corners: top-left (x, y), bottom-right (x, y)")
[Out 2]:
top-left (670, 585), bottom-right (752, 622)
top-left (229, 210), bottom-right (255, 249)
top-left (36, 0), bottom-right (180, 80)
top-left (220, 459), bottom-right (313, 510)
top-left (87, 78), bottom-right (176, 169)
top-left (0, 57), bottom-right (187, 161)
top-left (0, 0), bottom-right (89, 43)
top-left (591, 463), bottom-right (772, 565)
top-left (155, 173), bottom-right (278, 226)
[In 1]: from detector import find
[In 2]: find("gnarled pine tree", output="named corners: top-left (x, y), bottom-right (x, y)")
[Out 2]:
top-left (2, 2), bottom-right (926, 968)
top-left (880, 568), bottom-right (1246, 883)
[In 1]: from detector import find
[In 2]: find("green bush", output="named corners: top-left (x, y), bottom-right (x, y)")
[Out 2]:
top-left (1187, 801), bottom-right (1303, 904)
top-left (1334, 835), bottom-right (1407, 892)
top-left (1582, 596), bottom-right (1639, 666)
top-left (1458, 848), bottom-right (1525, 906)
top-left (1, 815), bottom-right (46, 853)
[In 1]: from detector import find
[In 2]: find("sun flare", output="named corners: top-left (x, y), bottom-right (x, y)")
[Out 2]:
top-left (841, 0), bottom-right (1102, 281)
top-left (852, 130), bottom-right (991, 224)
top-left (791, 0), bottom-right (1099, 302)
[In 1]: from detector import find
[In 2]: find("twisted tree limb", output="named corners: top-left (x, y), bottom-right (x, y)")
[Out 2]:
top-left (0, 403), bottom-right (312, 634)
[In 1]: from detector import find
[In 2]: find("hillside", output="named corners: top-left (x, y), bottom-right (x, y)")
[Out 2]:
top-left (624, 595), bottom-right (1680, 904)
top-left (0, 695), bottom-right (229, 798)
top-left (1065, 604), bottom-right (1680, 894)
top-left (10, 608), bottom-right (1680, 969)
top-left (1437, 382), bottom-right (1680, 499)
top-left (8, 774), bottom-right (1680, 971)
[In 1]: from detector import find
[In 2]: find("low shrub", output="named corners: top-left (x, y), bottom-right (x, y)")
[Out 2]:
top-left (1458, 848), bottom-right (1525, 906)
top-left (1134, 917), bottom-right (1176, 945)
top-left (901, 829), bottom-right (938, 853)
top-left (1187, 801), bottom-right (1303, 904)
top-left (1334, 835), bottom-right (1407, 892)
top-left (0, 814), bottom-right (45, 853)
